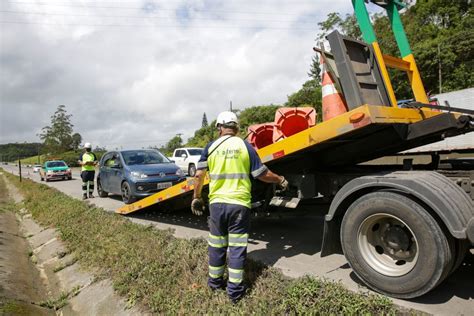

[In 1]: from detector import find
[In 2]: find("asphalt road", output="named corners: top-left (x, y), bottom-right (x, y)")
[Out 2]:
top-left (3, 164), bottom-right (473, 315)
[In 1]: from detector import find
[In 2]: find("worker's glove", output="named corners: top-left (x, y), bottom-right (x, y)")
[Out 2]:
top-left (191, 198), bottom-right (205, 216)
top-left (278, 176), bottom-right (289, 191)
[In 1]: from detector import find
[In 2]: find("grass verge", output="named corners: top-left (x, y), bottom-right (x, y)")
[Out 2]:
top-left (3, 172), bottom-right (396, 314)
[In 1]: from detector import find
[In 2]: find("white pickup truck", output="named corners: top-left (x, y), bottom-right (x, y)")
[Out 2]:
top-left (168, 147), bottom-right (203, 176)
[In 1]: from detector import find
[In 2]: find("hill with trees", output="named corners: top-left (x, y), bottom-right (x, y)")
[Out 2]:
top-left (0, 143), bottom-right (42, 162)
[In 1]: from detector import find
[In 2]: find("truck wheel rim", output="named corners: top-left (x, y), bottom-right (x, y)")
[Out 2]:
top-left (357, 213), bottom-right (418, 276)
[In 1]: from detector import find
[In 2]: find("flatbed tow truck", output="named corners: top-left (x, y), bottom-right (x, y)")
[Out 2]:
top-left (117, 0), bottom-right (473, 298)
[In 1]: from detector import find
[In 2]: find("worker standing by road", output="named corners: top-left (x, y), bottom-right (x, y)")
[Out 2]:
top-left (78, 142), bottom-right (97, 200)
top-left (191, 111), bottom-right (288, 303)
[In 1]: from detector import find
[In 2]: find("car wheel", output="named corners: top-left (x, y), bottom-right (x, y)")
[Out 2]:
top-left (188, 163), bottom-right (196, 177)
top-left (97, 179), bottom-right (108, 198)
top-left (340, 191), bottom-right (454, 298)
top-left (68, 176), bottom-right (72, 180)
top-left (121, 181), bottom-right (136, 204)
top-left (45, 178), bottom-right (50, 182)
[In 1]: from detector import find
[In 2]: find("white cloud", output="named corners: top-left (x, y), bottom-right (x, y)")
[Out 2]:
top-left (0, 0), bottom-right (353, 149)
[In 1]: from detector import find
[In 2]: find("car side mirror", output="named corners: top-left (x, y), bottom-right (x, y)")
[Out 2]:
top-left (181, 154), bottom-right (187, 158)
top-left (111, 163), bottom-right (122, 169)
top-left (169, 160), bottom-right (175, 163)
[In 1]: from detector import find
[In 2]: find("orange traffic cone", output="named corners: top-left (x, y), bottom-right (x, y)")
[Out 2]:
top-left (248, 123), bottom-right (275, 149)
top-left (320, 53), bottom-right (347, 121)
top-left (273, 107), bottom-right (316, 142)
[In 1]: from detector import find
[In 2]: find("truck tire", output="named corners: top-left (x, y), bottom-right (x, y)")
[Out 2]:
top-left (121, 181), bottom-right (136, 204)
top-left (97, 178), bottom-right (108, 198)
top-left (188, 164), bottom-right (196, 177)
top-left (340, 191), bottom-right (454, 298)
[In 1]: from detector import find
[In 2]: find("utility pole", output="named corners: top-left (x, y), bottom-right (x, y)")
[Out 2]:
top-left (438, 43), bottom-right (442, 94)
top-left (18, 157), bottom-right (22, 182)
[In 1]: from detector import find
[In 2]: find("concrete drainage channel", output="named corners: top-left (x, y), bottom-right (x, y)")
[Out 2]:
top-left (2, 178), bottom-right (146, 315)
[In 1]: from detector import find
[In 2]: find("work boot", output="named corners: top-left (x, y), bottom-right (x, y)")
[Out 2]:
top-left (209, 284), bottom-right (226, 292)
top-left (82, 194), bottom-right (88, 200)
top-left (230, 295), bottom-right (243, 305)
top-left (89, 194), bottom-right (95, 198)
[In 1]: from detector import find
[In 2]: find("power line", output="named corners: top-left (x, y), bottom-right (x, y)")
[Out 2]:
top-left (5, 0), bottom-right (323, 4)
top-left (3, 1), bottom-right (321, 16)
top-left (0, 9), bottom-right (324, 24)
top-left (0, 20), bottom-right (317, 31)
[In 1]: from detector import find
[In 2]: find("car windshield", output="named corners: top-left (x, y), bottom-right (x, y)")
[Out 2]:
top-left (47, 161), bottom-right (66, 168)
top-left (188, 149), bottom-right (203, 156)
top-left (122, 150), bottom-right (170, 166)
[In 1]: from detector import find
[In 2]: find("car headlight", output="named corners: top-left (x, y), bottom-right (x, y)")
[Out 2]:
top-left (131, 171), bottom-right (148, 179)
top-left (176, 169), bottom-right (185, 177)
top-left (47, 170), bottom-right (54, 174)
top-left (66, 168), bottom-right (71, 172)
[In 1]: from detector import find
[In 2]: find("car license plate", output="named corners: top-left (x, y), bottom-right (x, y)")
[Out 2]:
top-left (157, 182), bottom-right (172, 189)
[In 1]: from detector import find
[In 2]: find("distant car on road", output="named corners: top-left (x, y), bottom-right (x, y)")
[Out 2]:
top-left (40, 160), bottom-right (72, 181)
top-left (33, 164), bottom-right (42, 173)
top-left (97, 149), bottom-right (186, 204)
top-left (168, 147), bottom-right (203, 176)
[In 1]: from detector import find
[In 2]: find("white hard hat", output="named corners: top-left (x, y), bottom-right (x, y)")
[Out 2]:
top-left (215, 111), bottom-right (238, 127)
top-left (84, 142), bottom-right (92, 149)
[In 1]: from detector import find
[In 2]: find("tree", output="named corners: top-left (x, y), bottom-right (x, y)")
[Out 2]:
top-left (202, 112), bottom-right (208, 128)
top-left (316, 12), bottom-right (361, 42)
top-left (308, 54), bottom-right (321, 82)
top-left (39, 105), bottom-right (75, 154)
top-left (238, 105), bottom-right (281, 138)
top-left (286, 80), bottom-right (322, 122)
top-left (161, 135), bottom-right (183, 156)
top-left (186, 122), bottom-right (217, 148)
top-left (396, 0), bottom-right (473, 95)
top-left (71, 133), bottom-right (82, 151)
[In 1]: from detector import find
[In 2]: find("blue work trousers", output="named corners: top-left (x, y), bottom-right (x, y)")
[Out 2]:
top-left (207, 202), bottom-right (250, 301)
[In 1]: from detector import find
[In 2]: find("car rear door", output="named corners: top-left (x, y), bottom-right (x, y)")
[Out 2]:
top-left (99, 152), bottom-right (113, 191)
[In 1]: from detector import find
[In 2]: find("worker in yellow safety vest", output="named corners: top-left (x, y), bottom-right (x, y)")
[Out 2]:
top-left (192, 111), bottom-right (288, 303)
top-left (78, 142), bottom-right (98, 200)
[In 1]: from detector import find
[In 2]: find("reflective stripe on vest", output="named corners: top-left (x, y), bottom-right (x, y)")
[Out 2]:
top-left (82, 152), bottom-right (95, 171)
top-left (207, 137), bottom-right (251, 208)
top-left (209, 173), bottom-right (249, 180)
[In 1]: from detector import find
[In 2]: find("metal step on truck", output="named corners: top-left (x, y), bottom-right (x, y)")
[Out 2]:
top-left (116, 0), bottom-right (473, 299)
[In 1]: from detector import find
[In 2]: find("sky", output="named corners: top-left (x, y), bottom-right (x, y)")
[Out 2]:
top-left (0, 0), bottom-right (380, 150)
